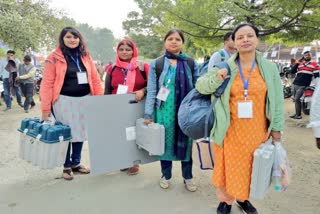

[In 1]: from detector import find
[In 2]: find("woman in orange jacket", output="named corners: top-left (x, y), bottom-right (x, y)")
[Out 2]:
top-left (40, 26), bottom-right (103, 180)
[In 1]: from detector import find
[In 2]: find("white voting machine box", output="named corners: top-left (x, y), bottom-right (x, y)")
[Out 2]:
top-left (84, 94), bottom-right (157, 175)
top-left (135, 118), bottom-right (165, 156)
top-left (250, 138), bottom-right (275, 199)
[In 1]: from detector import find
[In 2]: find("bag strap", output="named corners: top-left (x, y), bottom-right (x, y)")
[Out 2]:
top-left (204, 62), bottom-right (231, 139)
top-left (218, 49), bottom-right (226, 62)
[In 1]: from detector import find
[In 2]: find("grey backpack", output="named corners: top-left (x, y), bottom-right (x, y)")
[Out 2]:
top-left (177, 62), bottom-right (231, 140)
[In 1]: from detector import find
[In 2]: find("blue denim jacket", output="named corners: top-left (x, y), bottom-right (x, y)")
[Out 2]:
top-left (144, 56), bottom-right (199, 120)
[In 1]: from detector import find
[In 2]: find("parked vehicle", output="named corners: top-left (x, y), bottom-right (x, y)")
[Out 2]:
top-left (301, 86), bottom-right (315, 115)
top-left (280, 67), bottom-right (292, 99)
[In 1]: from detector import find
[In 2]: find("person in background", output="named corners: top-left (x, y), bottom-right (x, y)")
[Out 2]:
top-left (309, 78), bottom-right (320, 149)
top-left (40, 26), bottom-right (103, 180)
top-left (104, 38), bottom-right (149, 175)
top-left (196, 23), bottom-right (284, 214)
top-left (0, 50), bottom-right (23, 111)
top-left (289, 51), bottom-right (320, 119)
top-left (208, 32), bottom-right (236, 69)
top-left (105, 60), bottom-right (113, 73)
top-left (16, 55), bottom-right (36, 113)
top-left (144, 28), bottom-right (199, 192)
top-left (96, 61), bottom-right (105, 81)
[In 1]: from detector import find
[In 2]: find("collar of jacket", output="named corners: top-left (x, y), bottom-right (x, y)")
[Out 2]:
top-left (228, 50), bottom-right (264, 73)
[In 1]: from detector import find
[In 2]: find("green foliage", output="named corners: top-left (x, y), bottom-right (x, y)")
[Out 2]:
top-left (76, 24), bottom-right (116, 63)
top-left (129, 33), bottom-right (163, 59)
top-left (123, 0), bottom-right (320, 57)
top-left (0, 0), bottom-right (65, 53)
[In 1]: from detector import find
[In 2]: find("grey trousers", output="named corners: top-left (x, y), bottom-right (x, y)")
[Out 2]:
top-left (292, 84), bottom-right (306, 116)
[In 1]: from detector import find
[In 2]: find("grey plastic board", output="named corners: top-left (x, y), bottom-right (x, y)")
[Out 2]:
top-left (83, 94), bottom-right (157, 175)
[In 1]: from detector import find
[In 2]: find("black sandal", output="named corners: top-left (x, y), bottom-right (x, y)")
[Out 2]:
top-left (62, 168), bottom-right (74, 180)
top-left (72, 164), bottom-right (90, 174)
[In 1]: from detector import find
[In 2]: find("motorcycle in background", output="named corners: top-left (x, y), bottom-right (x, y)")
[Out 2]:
top-left (301, 86), bottom-right (315, 115)
top-left (280, 67), bottom-right (292, 99)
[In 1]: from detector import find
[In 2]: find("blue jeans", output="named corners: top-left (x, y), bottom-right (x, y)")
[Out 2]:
top-left (3, 78), bottom-right (22, 108)
top-left (20, 83), bottom-right (34, 110)
top-left (161, 158), bottom-right (193, 180)
top-left (64, 142), bottom-right (84, 168)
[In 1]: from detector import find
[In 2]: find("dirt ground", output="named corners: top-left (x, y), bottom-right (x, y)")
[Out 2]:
top-left (0, 95), bottom-right (319, 214)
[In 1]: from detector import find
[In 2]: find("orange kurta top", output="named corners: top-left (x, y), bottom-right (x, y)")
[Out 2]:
top-left (212, 65), bottom-right (269, 201)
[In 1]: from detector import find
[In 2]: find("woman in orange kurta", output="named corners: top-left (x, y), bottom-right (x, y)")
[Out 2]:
top-left (195, 23), bottom-right (284, 214)
top-left (213, 65), bottom-right (269, 206)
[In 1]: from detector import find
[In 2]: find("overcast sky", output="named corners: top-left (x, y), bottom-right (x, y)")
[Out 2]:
top-left (49, 0), bottom-right (139, 38)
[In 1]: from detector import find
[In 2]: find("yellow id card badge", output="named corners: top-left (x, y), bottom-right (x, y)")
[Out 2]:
top-left (238, 101), bottom-right (253, 118)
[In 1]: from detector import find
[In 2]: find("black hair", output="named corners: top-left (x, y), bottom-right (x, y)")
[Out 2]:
top-left (303, 50), bottom-right (311, 54)
top-left (23, 55), bottom-right (32, 62)
top-left (163, 28), bottom-right (185, 43)
top-left (58, 26), bottom-right (88, 56)
top-left (223, 32), bottom-right (233, 41)
top-left (117, 39), bottom-right (134, 51)
top-left (231, 23), bottom-right (260, 41)
top-left (7, 50), bottom-right (15, 55)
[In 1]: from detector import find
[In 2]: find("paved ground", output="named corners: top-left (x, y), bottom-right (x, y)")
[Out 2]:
top-left (0, 95), bottom-right (319, 214)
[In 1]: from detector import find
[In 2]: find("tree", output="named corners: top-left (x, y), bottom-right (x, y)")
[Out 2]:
top-left (0, 0), bottom-right (65, 53)
top-left (76, 23), bottom-right (116, 63)
top-left (123, 0), bottom-right (320, 56)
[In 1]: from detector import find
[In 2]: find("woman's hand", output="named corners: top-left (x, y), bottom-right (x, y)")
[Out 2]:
top-left (42, 112), bottom-right (51, 121)
top-left (134, 89), bottom-right (145, 101)
top-left (216, 68), bottom-right (228, 80)
top-left (144, 119), bottom-right (153, 125)
top-left (270, 130), bottom-right (281, 142)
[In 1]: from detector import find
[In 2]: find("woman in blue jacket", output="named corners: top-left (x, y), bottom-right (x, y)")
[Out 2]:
top-left (144, 28), bottom-right (199, 192)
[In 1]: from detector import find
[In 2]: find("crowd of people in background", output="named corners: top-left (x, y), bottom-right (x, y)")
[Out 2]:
top-left (0, 22), bottom-right (319, 214)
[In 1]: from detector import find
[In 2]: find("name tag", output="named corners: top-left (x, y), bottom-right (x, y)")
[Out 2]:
top-left (77, 72), bottom-right (88, 84)
top-left (238, 101), bottom-right (253, 118)
top-left (117, 84), bottom-right (128, 94)
top-left (156, 86), bottom-right (170, 101)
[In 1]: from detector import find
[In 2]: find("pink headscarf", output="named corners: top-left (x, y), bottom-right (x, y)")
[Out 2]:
top-left (115, 39), bottom-right (139, 92)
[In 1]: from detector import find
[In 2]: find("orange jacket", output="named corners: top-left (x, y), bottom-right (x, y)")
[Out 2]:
top-left (40, 48), bottom-right (103, 113)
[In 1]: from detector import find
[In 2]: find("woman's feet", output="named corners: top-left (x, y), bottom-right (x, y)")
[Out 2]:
top-left (217, 202), bottom-right (232, 214)
top-left (184, 179), bottom-right (197, 192)
top-left (71, 164), bottom-right (90, 174)
top-left (62, 168), bottom-right (74, 180)
top-left (235, 200), bottom-right (258, 214)
top-left (159, 177), bottom-right (170, 189)
top-left (127, 165), bottom-right (139, 175)
top-left (63, 164), bottom-right (90, 180)
top-left (159, 177), bottom-right (197, 192)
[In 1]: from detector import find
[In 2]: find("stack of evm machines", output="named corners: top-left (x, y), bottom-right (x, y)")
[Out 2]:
top-left (18, 117), bottom-right (72, 169)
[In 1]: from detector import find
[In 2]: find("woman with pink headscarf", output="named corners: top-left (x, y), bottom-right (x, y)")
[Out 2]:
top-left (104, 38), bottom-right (149, 175)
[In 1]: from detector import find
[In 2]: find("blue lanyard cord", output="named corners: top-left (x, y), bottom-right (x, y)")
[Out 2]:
top-left (165, 69), bottom-right (174, 88)
top-left (121, 68), bottom-right (128, 84)
top-left (237, 59), bottom-right (256, 98)
top-left (70, 52), bottom-right (82, 72)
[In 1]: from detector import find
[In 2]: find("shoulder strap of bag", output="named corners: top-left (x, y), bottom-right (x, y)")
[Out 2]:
top-left (204, 61), bottom-right (231, 139)
top-left (155, 55), bottom-right (195, 80)
top-left (137, 61), bottom-right (147, 81)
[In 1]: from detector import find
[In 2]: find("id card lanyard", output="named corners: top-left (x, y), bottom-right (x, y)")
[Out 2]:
top-left (237, 59), bottom-right (256, 118)
top-left (70, 51), bottom-right (82, 72)
top-left (121, 64), bottom-right (131, 85)
top-left (237, 59), bottom-right (256, 100)
top-left (117, 64), bottom-right (131, 94)
top-left (70, 52), bottom-right (88, 84)
top-left (156, 69), bottom-right (174, 102)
